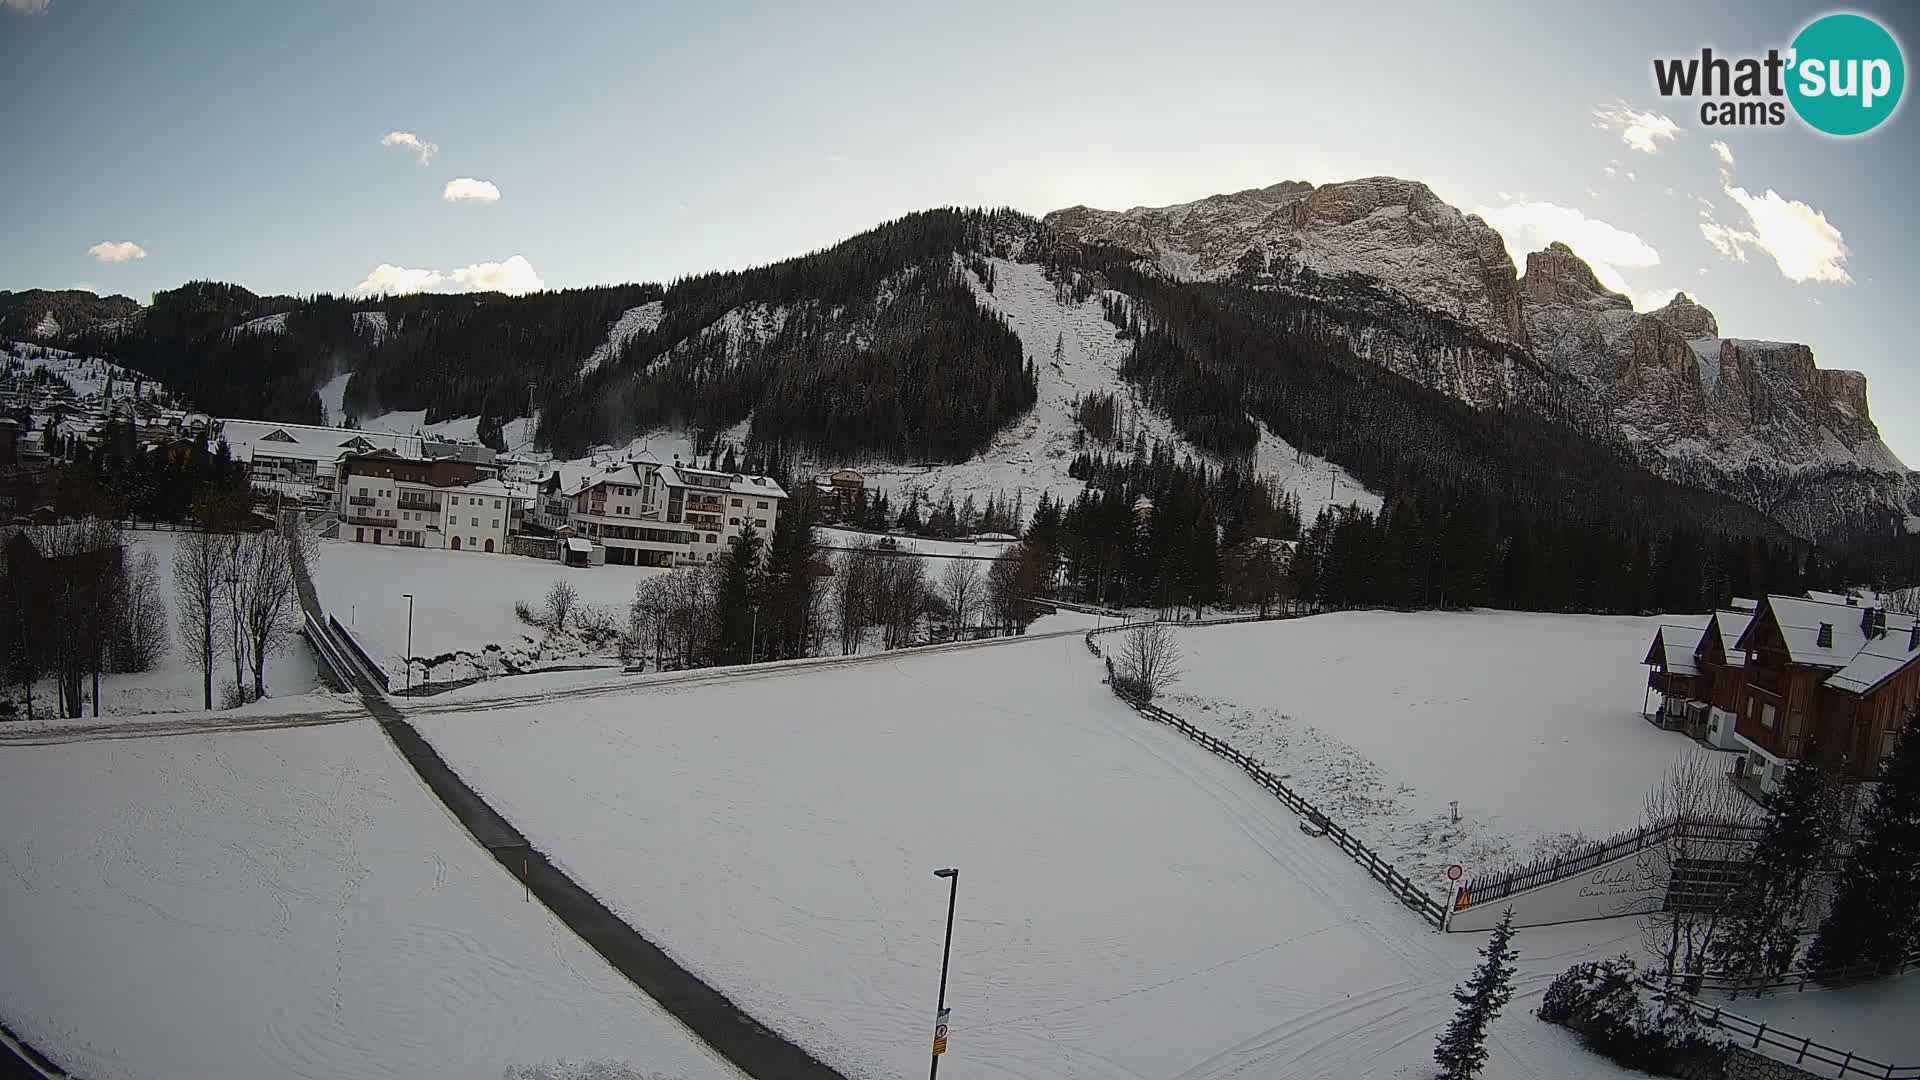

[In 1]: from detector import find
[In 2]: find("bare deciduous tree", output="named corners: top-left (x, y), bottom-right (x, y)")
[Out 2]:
top-left (32, 520), bottom-right (124, 717)
top-left (1116, 622), bottom-right (1183, 701)
top-left (833, 543), bottom-right (879, 656)
top-left (941, 559), bottom-right (982, 632)
top-left (234, 527), bottom-right (299, 700)
top-left (1641, 754), bottom-right (1756, 990)
top-left (545, 579), bottom-right (580, 631)
top-left (112, 549), bottom-right (169, 673)
top-left (174, 529), bottom-right (226, 711)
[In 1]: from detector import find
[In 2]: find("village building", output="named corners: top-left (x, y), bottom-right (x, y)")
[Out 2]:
top-left (1648, 592), bottom-right (1920, 798)
top-left (334, 450), bottom-right (522, 553)
top-left (215, 419), bottom-right (422, 502)
top-left (539, 455), bottom-right (787, 567)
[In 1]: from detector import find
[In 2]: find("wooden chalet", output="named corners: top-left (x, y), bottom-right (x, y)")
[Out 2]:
top-left (1728, 595), bottom-right (1920, 795)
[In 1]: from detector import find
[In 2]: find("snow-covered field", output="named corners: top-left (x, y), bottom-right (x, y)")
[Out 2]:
top-left (1705, 979), bottom-right (1920, 1067)
top-left (0, 719), bottom-right (737, 1080)
top-left (413, 633), bottom-right (1646, 1080)
top-left (1158, 611), bottom-right (1726, 896)
top-left (309, 540), bottom-right (665, 681)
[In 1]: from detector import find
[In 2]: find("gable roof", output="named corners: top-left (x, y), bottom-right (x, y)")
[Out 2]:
top-left (1644, 623), bottom-right (1706, 675)
top-left (1704, 609), bottom-right (1756, 668)
top-left (1824, 625), bottom-right (1920, 696)
top-left (215, 418), bottom-right (422, 464)
top-left (1741, 595), bottom-right (1918, 670)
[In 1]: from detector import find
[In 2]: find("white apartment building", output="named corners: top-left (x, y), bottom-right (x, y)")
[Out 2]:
top-left (544, 457), bottom-right (786, 567)
top-left (335, 450), bottom-right (523, 553)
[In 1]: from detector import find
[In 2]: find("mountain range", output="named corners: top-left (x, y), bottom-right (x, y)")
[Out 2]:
top-left (8, 177), bottom-right (1909, 543)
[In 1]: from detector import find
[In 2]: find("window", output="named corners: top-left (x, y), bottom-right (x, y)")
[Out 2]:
top-left (471, 516), bottom-right (480, 527)
top-left (757, 501), bottom-right (768, 509)
top-left (1761, 703), bottom-right (1776, 729)
top-left (493, 499), bottom-right (502, 509)
top-left (491, 519), bottom-right (499, 528)
top-left (755, 518), bottom-right (767, 528)
top-left (731, 498), bottom-right (742, 507)
top-left (729, 517), bottom-right (740, 526)
top-left (451, 496), bottom-right (460, 505)
top-left (706, 534), bottom-right (717, 544)
top-left (358, 486), bottom-right (367, 496)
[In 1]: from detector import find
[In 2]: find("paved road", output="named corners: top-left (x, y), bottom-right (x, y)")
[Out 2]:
top-left (292, 553), bottom-right (848, 1080)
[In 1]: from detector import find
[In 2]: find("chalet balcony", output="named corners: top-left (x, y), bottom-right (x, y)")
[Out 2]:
top-left (397, 497), bottom-right (442, 512)
top-left (344, 513), bottom-right (389, 527)
top-left (348, 495), bottom-right (378, 507)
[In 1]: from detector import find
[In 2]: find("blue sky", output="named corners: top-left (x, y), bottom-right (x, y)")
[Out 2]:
top-left (4, 0), bottom-right (1918, 460)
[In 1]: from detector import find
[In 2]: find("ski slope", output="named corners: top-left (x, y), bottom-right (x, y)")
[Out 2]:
top-left (414, 633), bottom-right (1645, 1080)
top-left (0, 719), bottom-right (738, 1080)
top-left (1162, 611), bottom-right (1728, 894)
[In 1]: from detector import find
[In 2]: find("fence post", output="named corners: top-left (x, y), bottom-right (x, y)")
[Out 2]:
top-left (1797, 1036), bottom-right (1810, 1064)
top-left (1752, 1022), bottom-right (1765, 1049)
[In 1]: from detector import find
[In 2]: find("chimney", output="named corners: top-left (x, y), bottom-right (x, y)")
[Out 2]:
top-left (1861, 606), bottom-right (1886, 639)
top-left (1817, 623), bottom-right (1834, 648)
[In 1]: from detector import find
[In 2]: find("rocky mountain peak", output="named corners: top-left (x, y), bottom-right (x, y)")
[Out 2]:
top-left (1650, 292), bottom-right (1720, 339)
top-left (1520, 242), bottom-right (1631, 312)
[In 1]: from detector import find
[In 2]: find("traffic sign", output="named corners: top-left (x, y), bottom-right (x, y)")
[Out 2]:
top-left (1446, 864), bottom-right (1464, 882)
top-left (932, 1007), bottom-right (950, 1056)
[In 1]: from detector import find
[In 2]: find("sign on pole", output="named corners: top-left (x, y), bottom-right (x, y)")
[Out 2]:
top-left (1446, 864), bottom-right (1464, 882)
top-left (932, 1007), bottom-right (950, 1056)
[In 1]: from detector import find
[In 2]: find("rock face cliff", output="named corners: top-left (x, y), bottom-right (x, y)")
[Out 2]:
top-left (1045, 180), bottom-right (1908, 537)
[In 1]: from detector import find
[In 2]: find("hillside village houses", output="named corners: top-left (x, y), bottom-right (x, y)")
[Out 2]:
top-left (1644, 590), bottom-right (1920, 799)
top-left (335, 450), bottom-right (520, 552)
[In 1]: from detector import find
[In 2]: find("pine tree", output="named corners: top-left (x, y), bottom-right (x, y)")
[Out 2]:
top-left (1708, 743), bottom-right (1839, 984)
top-left (1805, 708), bottom-right (1920, 981)
top-left (1434, 908), bottom-right (1519, 1080)
top-left (712, 523), bottom-right (764, 665)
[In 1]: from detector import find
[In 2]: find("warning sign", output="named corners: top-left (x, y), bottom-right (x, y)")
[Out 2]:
top-left (932, 1007), bottom-right (950, 1056)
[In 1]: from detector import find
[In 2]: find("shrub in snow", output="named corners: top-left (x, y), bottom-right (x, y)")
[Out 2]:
top-left (1537, 955), bottom-right (1728, 1075)
top-left (514, 599), bottom-right (540, 627)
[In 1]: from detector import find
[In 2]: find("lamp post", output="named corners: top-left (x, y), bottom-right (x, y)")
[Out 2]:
top-left (930, 867), bottom-right (958, 1079)
top-left (402, 592), bottom-right (414, 694)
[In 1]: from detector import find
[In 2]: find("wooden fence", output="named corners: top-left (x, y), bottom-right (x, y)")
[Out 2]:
top-left (1652, 948), bottom-right (1920, 998)
top-left (1457, 816), bottom-right (1765, 911)
top-left (1088, 626), bottom-right (1446, 927)
top-left (1642, 982), bottom-right (1919, 1079)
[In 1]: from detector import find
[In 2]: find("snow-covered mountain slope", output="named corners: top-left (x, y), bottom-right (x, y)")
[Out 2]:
top-left (577, 300), bottom-right (663, 378)
top-left (232, 311), bottom-right (289, 335)
top-left (831, 257), bottom-right (1377, 519)
top-left (1048, 179), bottom-right (1910, 536)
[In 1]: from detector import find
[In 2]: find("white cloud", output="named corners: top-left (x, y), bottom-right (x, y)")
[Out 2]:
top-left (2, 0), bottom-right (51, 14)
top-left (1639, 288), bottom-right (1682, 311)
top-left (1699, 180), bottom-right (1851, 284)
top-left (88, 240), bottom-right (146, 263)
top-left (1476, 200), bottom-right (1671, 310)
top-left (1711, 140), bottom-right (1735, 167)
top-left (350, 254), bottom-right (544, 297)
top-left (441, 177), bottom-right (501, 204)
top-left (1593, 103), bottom-right (1680, 154)
top-left (1625, 170), bottom-right (1638, 182)
top-left (380, 131), bottom-right (438, 165)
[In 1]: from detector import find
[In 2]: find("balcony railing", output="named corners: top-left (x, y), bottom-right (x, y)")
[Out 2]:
top-left (344, 513), bottom-right (389, 527)
top-left (397, 497), bottom-right (442, 511)
top-left (348, 495), bottom-right (377, 507)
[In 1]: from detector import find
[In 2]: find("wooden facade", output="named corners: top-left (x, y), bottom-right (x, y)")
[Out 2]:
top-left (1733, 598), bottom-right (1918, 782)
top-left (1695, 613), bottom-right (1749, 715)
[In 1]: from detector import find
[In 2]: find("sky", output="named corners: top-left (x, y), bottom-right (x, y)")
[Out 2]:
top-left (3, 0), bottom-right (1918, 460)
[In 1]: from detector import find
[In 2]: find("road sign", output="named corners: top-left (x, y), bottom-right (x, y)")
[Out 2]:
top-left (1446, 864), bottom-right (1464, 882)
top-left (932, 1007), bottom-right (950, 1056)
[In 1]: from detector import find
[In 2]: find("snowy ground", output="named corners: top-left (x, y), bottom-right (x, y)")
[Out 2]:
top-left (1704, 980), bottom-right (1920, 1067)
top-left (1157, 611), bottom-right (1727, 897)
top-left (413, 633), bottom-right (1651, 1080)
top-left (0, 719), bottom-right (739, 1080)
top-left (309, 539), bottom-right (666, 682)
top-left (22, 531), bottom-right (326, 718)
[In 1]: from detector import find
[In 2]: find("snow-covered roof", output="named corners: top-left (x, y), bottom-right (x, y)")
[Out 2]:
top-left (1824, 625), bottom-right (1920, 695)
top-left (1651, 624), bottom-right (1705, 676)
top-left (566, 537), bottom-right (592, 554)
top-left (1748, 594), bottom-right (1918, 671)
top-left (1707, 609), bottom-right (1756, 668)
top-left (1729, 597), bottom-right (1758, 611)
top-left (217, 418), bottom-right (421, 465)
top-left (662, 465), bottom-right (787, 500)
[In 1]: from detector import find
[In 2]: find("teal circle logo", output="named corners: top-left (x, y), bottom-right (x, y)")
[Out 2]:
top-left (1788, 13), bottom-right (1905, 136)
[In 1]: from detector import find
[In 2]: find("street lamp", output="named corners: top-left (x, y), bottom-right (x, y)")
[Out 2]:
top-left (401, 592), bottom-right (414, 694)
top-left (929, 867), bottom-right (959, 1079)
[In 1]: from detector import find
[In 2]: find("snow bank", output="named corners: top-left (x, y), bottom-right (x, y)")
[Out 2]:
top-left (0, 720), bottom-right (737, 1080)
top-left (1162, 610), bottom-right (1724, 896)
top-left (417, 635), bottom-right (1645, 1080)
